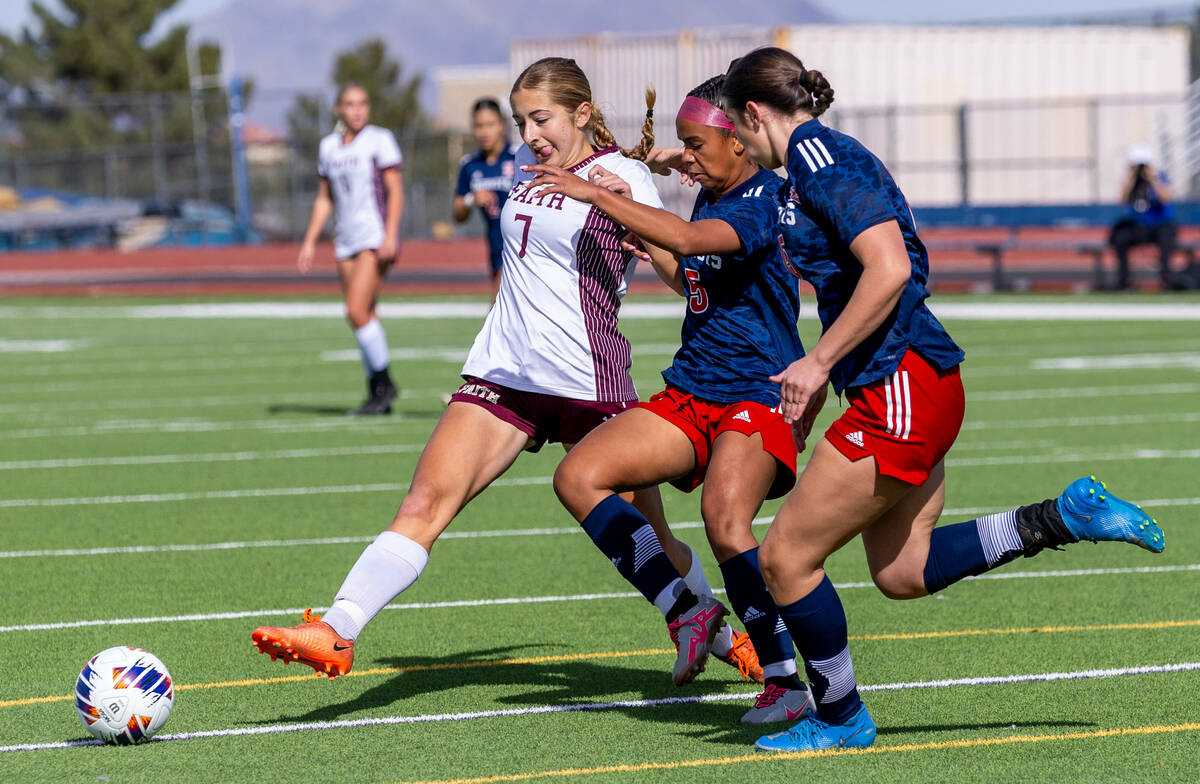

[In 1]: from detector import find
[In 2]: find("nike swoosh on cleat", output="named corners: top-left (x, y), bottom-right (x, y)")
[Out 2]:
top-left (332, 643), bottom-right (352, 651)
top-left (785, 707), bottom-right (806, 720)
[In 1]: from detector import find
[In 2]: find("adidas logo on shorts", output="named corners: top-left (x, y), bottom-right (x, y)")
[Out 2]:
top-left (732, 410), bottom-right (752, 423)
top-left (743, 605), bottom-right (766, 622)
top-left (845, 430), bottom-right (865, 448)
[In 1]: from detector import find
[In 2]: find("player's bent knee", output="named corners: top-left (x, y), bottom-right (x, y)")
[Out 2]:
top-left (871, 570), bottom-right (928, 600)
top-left (757, 540), bottom-right (784, 591)
top-left (392, 480), bottom-right (445, 536)
top-left (553, 454), bottom-right (609, 511)
top-left (345, 305), bottom-right (372, 330)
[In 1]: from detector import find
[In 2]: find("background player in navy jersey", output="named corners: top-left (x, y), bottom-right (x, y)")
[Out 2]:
top-left (706, 47), bottom-right (1167, 752)
top-left (531, 76), bottom-right (815, 717)
top-left (453, 98), bottom-right (519, 302)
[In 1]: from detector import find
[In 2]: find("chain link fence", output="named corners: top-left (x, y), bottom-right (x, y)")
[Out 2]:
top-left (1, 86), bottom-right (1194, 250)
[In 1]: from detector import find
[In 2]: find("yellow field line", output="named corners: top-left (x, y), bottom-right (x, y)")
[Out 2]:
top-left (7, 618), bottom-right (1198, 710)
top-left (399, 722), bottom-right (1200, 784)
top-left (0, 648), bottom-right (672, 709)
top-left (851, 617), bottom-right (1200, 642)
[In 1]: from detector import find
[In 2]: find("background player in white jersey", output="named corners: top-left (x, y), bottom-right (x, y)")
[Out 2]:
top-left (252, 58), bottom-right (752, 688)
top-left (297, 84), bottom-right (404, 415)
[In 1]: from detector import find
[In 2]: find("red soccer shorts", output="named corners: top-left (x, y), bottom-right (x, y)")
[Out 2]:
top-left (638, 386), bottom-right (798, 499)
top-left (825, 349), bottom-right (964, 485)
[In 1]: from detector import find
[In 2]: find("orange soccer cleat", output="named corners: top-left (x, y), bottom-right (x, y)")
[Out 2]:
top-left (714, 627), bottom-right (763, 683)
top-left (251, 609), bottom-right (354, 679)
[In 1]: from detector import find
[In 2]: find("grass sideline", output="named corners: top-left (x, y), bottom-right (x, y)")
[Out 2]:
top-left (0, 293), bottom-right (1198, 783)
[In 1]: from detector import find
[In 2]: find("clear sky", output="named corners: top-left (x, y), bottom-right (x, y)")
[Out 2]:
top-left (0, 0), bottom-right (1192, 34)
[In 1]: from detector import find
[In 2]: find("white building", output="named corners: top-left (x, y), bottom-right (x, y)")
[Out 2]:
top-left (509, 25), bottom-right (1192, 206)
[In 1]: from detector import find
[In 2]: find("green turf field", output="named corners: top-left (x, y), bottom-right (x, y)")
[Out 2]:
top-left (1, 294), bottom-right (1197, 783)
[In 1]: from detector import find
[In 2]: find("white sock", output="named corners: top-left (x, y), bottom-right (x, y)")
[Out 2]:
top-left (322, 531), bottom-right (428, 640)
top-left (711, 623), bottom-right (735, 657)
top-left (763, 660), bottom-right (799, 680)
top-left (681, 546), bottom-right (715, 600)
top-left (354, 317), bottom-right (390, 376)
top-left (652, 578), bottom-right (685, 617)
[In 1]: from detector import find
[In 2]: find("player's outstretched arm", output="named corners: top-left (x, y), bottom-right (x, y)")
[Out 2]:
top-left (524, 163), bottom-right (740, 257)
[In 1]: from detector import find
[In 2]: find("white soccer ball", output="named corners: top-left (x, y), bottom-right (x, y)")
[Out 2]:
top-left (74, 646), bottom-right (175, 745)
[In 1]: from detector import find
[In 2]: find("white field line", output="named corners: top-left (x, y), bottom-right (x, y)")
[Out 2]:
top-left (3, 495), bottom-right (1196, 561)
top-left (0, 444), bottom-right (424, 471)
top-left (0, 391), bottom-right (352, 415)
top-left (0, 338), bottom-right (86, 353)
top-left (321, 343), bottom-right (681, 363)
top-left (0, 370), bottom-right (361, 395)
top-left (1032, 352), bottom-right (1200, 371)
top-left (4, 354), bottom-right (316, 379)
top-left (4, 661), bottom-right (1199, 752)
top-left (969, 336), bottom-right (1200, 359)
top-left (945, 448), bottom-right (1200, 467)
top-left (5, 299), bottom-right (1200, 321)
top-left (0, 476), bottom-right (553, 510)
top-left (1, 416), bottom-right (433, 440)
top-left (5, 447), bottom-right (1198, 509)
top-left (971, 382), bottom-right (1199, 402)
top-left (5, 407), bottom-right (1198, 442)
top-left (4, 561), bottom-right (1199, 633)
top-left (0, 436), bottom-right (1066, 472)
top-left (960, 411), bottom-right (1200, 432)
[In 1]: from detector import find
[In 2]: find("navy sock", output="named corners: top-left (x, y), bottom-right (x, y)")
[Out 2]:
top-left (718, 548), bottom-right (794, 669)
top-left (777, 575), bottom-right (861, 724)
top-left (923, 511), bottom-right (1023, 594)
top-left (580, 494), bottom-right (685, 608)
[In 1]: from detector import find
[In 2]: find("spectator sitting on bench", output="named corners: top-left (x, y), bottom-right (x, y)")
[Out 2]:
top-left (1109, 144), bottom-right (1176, 290)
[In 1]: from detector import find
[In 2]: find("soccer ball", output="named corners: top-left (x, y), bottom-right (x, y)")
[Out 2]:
top-left (74, 646), bottom-right (174, 745)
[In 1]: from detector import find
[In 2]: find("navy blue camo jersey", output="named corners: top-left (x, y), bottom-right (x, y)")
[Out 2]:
top-left (778, 118), bottom-right (964, 394)
top-left (661, 167), bottom-right (805, 407)
top-left (456, 143), bottom-right (519, 270)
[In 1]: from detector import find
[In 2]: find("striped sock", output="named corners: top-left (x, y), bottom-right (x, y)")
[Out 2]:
top-left (923, 510), bottom-right (1023, 594)
top-left (776, 575), bottom-right (861, 724)
top-left (718, 548), bottom-right (796, 674)
top-left (580, 495), bottom-right (688, 614)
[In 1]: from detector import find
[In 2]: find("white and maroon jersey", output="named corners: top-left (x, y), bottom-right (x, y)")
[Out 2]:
top-left (317, 124), bottom-right (403, 259)
top-left (461, 147), bottom-right (664, 402)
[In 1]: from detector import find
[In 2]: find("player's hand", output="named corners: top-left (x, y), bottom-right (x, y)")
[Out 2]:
top-left (377, 234), bottom-right (398, 262)
top-left (587, 166), bottom-right (632, 198)
top-left (620, 232), bottom-right (652, 262)
top-left (297, 242), bottom-right (316, 275)
top-left (770, 355), bottom-right (831, 425)
top-left (522, 163), bottom-right (600, 202)
top-left (790, 381), bottom-right (828, 451)
top-left (472, 189), bottom-right (498, 211)
top-left (644, 147), bottom-right (696, 187)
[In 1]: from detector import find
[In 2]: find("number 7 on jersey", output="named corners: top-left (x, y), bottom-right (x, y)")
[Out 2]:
top-left (514, 213), bottom-right (533, 258)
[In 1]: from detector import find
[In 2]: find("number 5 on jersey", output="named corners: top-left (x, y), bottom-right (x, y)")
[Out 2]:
top-left (684, 268), bottom-right (708, 314)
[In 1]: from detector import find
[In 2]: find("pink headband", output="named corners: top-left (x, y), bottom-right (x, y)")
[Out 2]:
top-left (677, 96), bottom-right (734, 130)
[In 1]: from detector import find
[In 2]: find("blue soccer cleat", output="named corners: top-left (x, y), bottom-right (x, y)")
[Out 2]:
top-left (1056, 476), bottom-right (1164, 553)
top-left (754, 701), bottom-right (876, 752)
